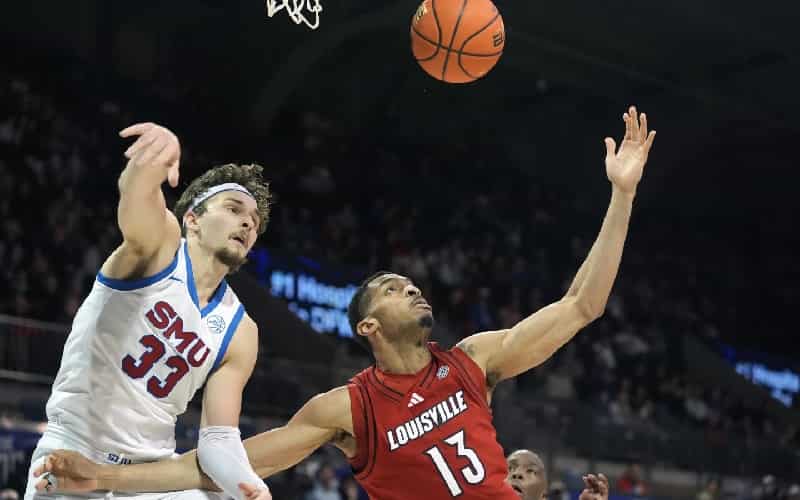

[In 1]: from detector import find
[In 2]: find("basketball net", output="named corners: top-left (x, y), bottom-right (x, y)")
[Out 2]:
top-left (266, 0), bottom-right (323, 30)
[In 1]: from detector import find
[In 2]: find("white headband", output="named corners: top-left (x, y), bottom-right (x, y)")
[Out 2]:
top-left (187, 183), bottom-right (255, 213)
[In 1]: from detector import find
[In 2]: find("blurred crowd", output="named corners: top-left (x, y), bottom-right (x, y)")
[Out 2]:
top-left (1, 58), bottom-right (798, 497)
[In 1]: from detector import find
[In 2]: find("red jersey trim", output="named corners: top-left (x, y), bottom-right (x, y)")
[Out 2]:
top-left (348, 380), bottom-right (379, 479)
top-left (419, 357), bottom-right (438, 388)
top-left (367, 368), bottom-right (404, 402)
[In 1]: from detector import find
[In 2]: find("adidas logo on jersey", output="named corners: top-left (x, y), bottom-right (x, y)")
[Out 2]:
top-left (407, 392), bottom-right (425, 408)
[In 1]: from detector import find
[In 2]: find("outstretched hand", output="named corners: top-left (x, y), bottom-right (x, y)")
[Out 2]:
top-left (119, 122), bottom-right (181, 187)
top-left (578, 473), bottom-right (610, 500)
top-left (604, 106), bottom-right (656, 194)
top-left (33, 450), bottom-right (101, 493)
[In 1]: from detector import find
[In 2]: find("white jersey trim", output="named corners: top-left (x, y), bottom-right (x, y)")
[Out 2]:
top-left (211, 303), bottom-right (245, 372)
top-left (183, 241), bottom-right (229, 318)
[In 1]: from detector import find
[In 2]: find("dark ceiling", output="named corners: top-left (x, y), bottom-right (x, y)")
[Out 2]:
top-left (2, 0), bottom-right (797, 353)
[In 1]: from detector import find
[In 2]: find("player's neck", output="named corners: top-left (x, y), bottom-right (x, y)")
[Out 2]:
top-left (186, 241), bottom-right (228, 307)
top-left (373, 340), bottom-right (432, 375)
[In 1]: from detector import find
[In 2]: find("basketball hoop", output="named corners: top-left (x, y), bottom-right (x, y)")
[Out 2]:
top-left (266, 0), bottom-right (323, 30)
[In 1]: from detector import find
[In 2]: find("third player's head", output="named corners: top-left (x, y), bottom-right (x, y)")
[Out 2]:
top-left (174, 163), bottom-right (272, 273)
top-left (506, 450), bottom-right (547, 500)
top-left (347, 272), bottom-right (435, 354)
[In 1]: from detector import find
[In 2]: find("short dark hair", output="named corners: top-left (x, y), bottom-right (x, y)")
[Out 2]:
top-left (173, 163), bottom-right (272, 236)
top-left (347, 271), bottom-right (393, 353)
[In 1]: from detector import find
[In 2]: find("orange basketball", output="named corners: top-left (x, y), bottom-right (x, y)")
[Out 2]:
top-left (410, 0), bottom-right (505, 84)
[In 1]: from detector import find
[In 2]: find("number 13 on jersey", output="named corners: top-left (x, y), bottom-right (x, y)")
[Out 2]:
top-left (425, 430), bottom-right (486, 496)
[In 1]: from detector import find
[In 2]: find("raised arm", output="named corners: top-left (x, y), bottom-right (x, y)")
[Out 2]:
top-left (34, 387), bottom-right (353, 494)
top-left (101, 123), bottom-right (182, 281)
top-left (457, 107), bottom-right (656, 388)
top-left (196, 316), bottom-right (270, 499)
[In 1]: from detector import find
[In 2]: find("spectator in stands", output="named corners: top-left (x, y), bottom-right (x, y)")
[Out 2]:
top-left (338, 477), bottom-right (362, 500)
top-left (757, 475), bottom-right (780, 500)
top-left (616, 463), bottom-right (648, 496)
top-left (305, 463), bottom-right (341, 500)
top-left (696, 478), bottom-right (719, 500)
top-left (0, 490), bottom-right (19, 500)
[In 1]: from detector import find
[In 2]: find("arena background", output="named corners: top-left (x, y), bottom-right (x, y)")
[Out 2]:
top-left (1, 0), bottom-right (799, 498)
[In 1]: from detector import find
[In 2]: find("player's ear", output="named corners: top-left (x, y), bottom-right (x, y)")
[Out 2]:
top-left (357, 317), bottom-right (379, 337)
top-left (183, 211), bottom-right (199, 234)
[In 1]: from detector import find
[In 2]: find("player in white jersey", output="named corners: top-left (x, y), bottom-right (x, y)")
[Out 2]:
top-left (24, 123), bottom-right (274, 500)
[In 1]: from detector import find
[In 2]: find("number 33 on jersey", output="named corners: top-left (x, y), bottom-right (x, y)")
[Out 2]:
top-left (114, 241), bottom-right (244, 403)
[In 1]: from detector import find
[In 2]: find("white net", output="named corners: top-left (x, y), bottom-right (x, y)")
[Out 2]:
top-left (266, 0), bottom-right (323, 30)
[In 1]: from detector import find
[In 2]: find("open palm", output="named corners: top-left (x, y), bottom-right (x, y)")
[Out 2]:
top-left (604, 106), bottom-right (656, 194)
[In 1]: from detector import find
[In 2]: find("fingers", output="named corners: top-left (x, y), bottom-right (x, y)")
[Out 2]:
top-left (135, 135), bottom-right (169, 166)
top-left (119, 122), bottom-right (154, 138)
top-left (167, 163), bottom-right (180, 188)
top-left (123, 123), bottom-right (181, 184)
top-left (623, 112), bottom-right (632, 141)
top-left (33, 456), bottom-right (49, 477)
top-left (238, 483), bottom-right (271, 500)
top-left (598, 473), bottom-right (610, 494)
top-left (124, 131), bottom-right (159, 159)
top-left (644, 130), bottom-right (657, 152)
top-left (121, 124), bottom-right (180, 168)
top-left (34, 457), bottom-right (54, 493)
top-left (584, 473), bottom-right (600, 491)
top-left (582, 473), bottom-right (609, 494)
top-left (238, 483), bottom-right (258, 495)
top-left (628, 105), bottom-right (639, 139)
top-left (150, 139), bottom-right (178, 173)
top-left (639, 112), bottom-right (648, 141)
top-left (35, 478), bottom-right (50, 493)
top-left (36, 471), bottom-right (58, 494)
top-left (604, 137), bottom-right (616, 159)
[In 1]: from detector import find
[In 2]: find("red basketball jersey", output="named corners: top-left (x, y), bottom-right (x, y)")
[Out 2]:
top-left (347, 343), bottom-right (517, 500)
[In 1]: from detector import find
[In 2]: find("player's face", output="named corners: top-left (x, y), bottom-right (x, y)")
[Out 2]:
top-left (365, 274), bottom-right (434, 336)
top-left (506, 451), bottom-right (547, 500)
top-left (195, 192), bottom-right (260, 271)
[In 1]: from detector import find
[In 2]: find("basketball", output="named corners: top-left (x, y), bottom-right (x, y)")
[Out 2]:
top-left (410, 0), bottom-right (505, 84)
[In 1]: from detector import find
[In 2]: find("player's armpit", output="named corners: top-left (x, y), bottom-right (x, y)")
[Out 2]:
top-left (457, 297), bottom-right (590, 385)
top-left (100, 213), bottom-right (181, 281)
top-left (245, 386), bottom-right (353, 478)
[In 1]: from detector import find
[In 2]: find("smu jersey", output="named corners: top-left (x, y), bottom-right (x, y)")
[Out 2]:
top-left (347, 343), bottom-right (517, 500)
top-left (44, 239), bottom-right (245, 462)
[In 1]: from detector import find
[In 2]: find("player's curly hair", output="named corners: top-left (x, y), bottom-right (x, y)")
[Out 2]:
top-left (173, 163), bottom-right (272, 235)
top-left (347, 271), bottom-right (393, 354)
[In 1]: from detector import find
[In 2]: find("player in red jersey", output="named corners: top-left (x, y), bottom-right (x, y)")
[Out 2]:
top-left (33, 107), bottom-right (655, 500)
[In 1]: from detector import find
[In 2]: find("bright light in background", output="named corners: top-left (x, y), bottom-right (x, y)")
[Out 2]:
top-left (735, 362), bottom-right (799, 407)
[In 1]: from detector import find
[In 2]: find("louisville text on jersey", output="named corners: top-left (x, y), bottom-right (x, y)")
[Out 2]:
top-left (387, 390), bottom-right (468, 451)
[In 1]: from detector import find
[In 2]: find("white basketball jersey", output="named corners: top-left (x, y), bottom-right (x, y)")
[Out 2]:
top-left (43, 239), bottom-right (246, 462)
